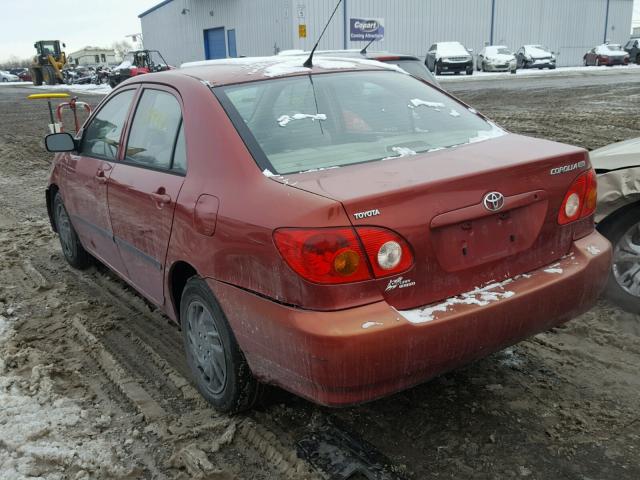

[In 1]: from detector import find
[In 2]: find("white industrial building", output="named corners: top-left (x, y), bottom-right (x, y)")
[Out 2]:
top-left (67, 47), bottom-right (117, 66)
top-left (139, 0), bottom-right (634, 67)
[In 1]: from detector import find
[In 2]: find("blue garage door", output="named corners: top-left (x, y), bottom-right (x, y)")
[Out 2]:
top-left (204, 27), bottom-right (226, 60)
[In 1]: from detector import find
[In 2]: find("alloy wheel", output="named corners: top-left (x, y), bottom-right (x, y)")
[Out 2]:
top-left (185, 300), bottom-right (227, 395)
top-left (612, 221), bottom-right (640, 297)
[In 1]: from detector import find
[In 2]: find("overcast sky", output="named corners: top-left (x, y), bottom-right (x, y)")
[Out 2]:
top-left (1, 0), bottom-right (640, 62)
top-left (0, 0), bottom-right (158, 62)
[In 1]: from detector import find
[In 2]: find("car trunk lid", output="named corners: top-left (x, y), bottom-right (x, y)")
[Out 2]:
top-left (280, 134), bottom-right (591, 310)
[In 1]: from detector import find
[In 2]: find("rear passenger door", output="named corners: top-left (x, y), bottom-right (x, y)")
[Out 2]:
top-left (107, 86), bottom-right (187, 304)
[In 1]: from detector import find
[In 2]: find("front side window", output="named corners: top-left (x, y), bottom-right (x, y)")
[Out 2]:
top-left (219, 71), bottom-right (503, 175)
top-left (80, 89), bottom-right (135, 160)
top-left (125, 89), bottom-right (182, 170)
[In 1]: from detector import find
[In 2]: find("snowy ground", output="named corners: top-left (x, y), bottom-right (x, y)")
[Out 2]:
top-left (0, 82), bottom-right (111, 95)
top-left (438, 63), bottom-right (640, 81)
top-left (1, 74), bottom-right (639, 479)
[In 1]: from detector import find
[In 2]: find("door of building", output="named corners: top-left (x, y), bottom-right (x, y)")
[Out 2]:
top-left (204, 27), bottom-right (226, 60)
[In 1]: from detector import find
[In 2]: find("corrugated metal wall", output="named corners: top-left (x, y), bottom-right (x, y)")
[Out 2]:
top-left (493, 0), bottom-right (633, 66)
top-left (141, 0), bottom-right (633, 67)
top-left (141, 0), bottom-right (293, 65)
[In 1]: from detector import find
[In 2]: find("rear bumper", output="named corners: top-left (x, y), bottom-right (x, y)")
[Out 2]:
top-left (208, 231), bottom-right (611, 407)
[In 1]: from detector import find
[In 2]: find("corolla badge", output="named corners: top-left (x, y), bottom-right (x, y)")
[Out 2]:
top-left (550, 160), bottom-right (586, 175)
top-left (483, 191), bottom-right (505, 212)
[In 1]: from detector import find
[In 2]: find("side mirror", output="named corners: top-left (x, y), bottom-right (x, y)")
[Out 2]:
top-left (468, 48), bottom-right (474, 53)
top-left (63, 43), bottom-right (66, 48)
top-left (45, 133), bottom-right (76, 152)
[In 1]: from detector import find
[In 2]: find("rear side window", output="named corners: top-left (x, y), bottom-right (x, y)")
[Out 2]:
top-left (80, 90), bottom-right (135, 160)
top-left (125, 89), bottom-right (182, 170)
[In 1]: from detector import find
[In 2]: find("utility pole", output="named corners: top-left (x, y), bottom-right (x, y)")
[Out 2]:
top-left (603, 0), bottom-right (611, 43)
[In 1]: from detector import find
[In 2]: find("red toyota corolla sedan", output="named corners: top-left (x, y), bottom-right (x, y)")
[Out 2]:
top-left (44, 56), bottom-right (611, 412)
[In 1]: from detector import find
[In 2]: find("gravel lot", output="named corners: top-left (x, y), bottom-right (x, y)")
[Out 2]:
top-left (1, 71), bottom-right (639, 480)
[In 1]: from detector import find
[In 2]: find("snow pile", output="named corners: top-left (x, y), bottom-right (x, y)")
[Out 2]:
top-left (586, 245), bottom-right (601, 256)
top-left (436, 42), bottom-right (470, 58)
top-left (277, 112), bottom-right (327, 127)
top-left (409, 98), bottom-right (445, 110)
top-left (383, 146), bottom-right (417, 160)
top-left (398, 279), bottom-right (516, 324)
top-left (362, 322), bottom-right (383, 329)
top-left (181, 55), bottom-right (408, 77)
top-left (0, 310), bottom-right (126, 479)
top-left (32, 83), bottom-right (112, 95)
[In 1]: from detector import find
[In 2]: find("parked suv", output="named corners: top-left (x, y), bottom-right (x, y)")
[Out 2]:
top-left (624, 38), bottom-right (640, 64)
top-left (425, 42), bottom-right (473, 75)
top-left (516, 45), bottom-right (556, 69)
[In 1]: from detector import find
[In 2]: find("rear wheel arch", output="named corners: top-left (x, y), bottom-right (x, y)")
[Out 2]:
top-left (597, 198), bottom-right (640, 234)
top-left (168, 260), bottom-right (198, 323)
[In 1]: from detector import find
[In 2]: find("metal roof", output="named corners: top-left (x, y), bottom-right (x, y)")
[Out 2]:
top-left (138, 0), bottom-right (174, 19)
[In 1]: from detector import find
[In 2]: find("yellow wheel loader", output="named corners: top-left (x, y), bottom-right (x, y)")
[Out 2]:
top-left (29, 40), bottom-right (67, 86)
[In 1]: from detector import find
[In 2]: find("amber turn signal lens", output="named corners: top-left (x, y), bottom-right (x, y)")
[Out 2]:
top-left (333, 249), bottom-right (360, 276)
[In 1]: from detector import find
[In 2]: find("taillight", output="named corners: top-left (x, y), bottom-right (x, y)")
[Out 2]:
top-left (273, 226), bottom-right (413, 284)
top-left (273, 228), bottom-right (370, 284)
top-left (355, 227), bottom-right (413, 278)
top-left (557, 169), bottom-right (597, 225)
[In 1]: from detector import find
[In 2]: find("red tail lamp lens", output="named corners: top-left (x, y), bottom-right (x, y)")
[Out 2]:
top-left (558, 169), bottom-right (597, 225)
top-left (273, 228), bottom-right (370, 284)
top-left (355, 227), bottom-right (414, 278)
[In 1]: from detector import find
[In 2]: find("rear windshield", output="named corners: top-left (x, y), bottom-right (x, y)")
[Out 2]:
top-left (217, 71), bottom-right (503, 175)
top-left (384, 59), bottom-right (436, 84)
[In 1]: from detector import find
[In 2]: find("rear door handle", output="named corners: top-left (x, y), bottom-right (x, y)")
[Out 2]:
top-left (150, 192), bottom-right (171, 205)
top-left (95, 170), bottom-right (107, 183)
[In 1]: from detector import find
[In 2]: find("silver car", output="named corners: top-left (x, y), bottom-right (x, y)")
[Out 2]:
top-left (0, 70), bottom-right (19, 82)
top-left (592, 138), bottom-right (640, 312)
top-left (476, 46), bottom-right (517, 73)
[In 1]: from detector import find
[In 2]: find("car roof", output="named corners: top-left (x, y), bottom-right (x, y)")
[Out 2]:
top-left (177, 55), bottom-right (406, 86)
top-left (278, 49), bottom-right (421, 61)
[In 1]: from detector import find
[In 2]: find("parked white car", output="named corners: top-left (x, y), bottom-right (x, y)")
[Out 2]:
top-left (516, 45), bottom-right (557, 69)
top-left (476, 46), bottom-right (517, 73)
top-left (0, 70), bottom-right (20, 82)
top-left (592, 138), bottom-right (640, 312)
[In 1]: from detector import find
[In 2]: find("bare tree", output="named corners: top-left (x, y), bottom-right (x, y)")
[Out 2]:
top-left (112, 40), bottom-right (133, 61)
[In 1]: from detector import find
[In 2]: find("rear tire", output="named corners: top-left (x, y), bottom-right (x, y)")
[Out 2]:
top-left (31, 68), bottom-right (43, 86)
top-left (181, 277), bottom-right (263, 413)
top-left (599, 207), bottom-right (640, 314)
top-left (53, 193), bottom-right (91, 270)
top-left (43, 65), bottom-right (57, 85)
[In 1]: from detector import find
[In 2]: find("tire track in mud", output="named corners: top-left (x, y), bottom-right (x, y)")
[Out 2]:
top-left (45, 260), bottom-right (322, 479)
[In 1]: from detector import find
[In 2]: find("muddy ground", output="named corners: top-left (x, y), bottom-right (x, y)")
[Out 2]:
top-left (0, 74), bottom-right (639, 480)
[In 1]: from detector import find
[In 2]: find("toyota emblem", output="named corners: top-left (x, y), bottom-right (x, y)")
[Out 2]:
top-left (483, 191), bottom-right (505, 212)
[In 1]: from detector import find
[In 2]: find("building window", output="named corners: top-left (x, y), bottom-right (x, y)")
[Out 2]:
top-left (101, 53), bottom-right (106, 62)
top-left (95, 55), bottom-right (100, 63)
